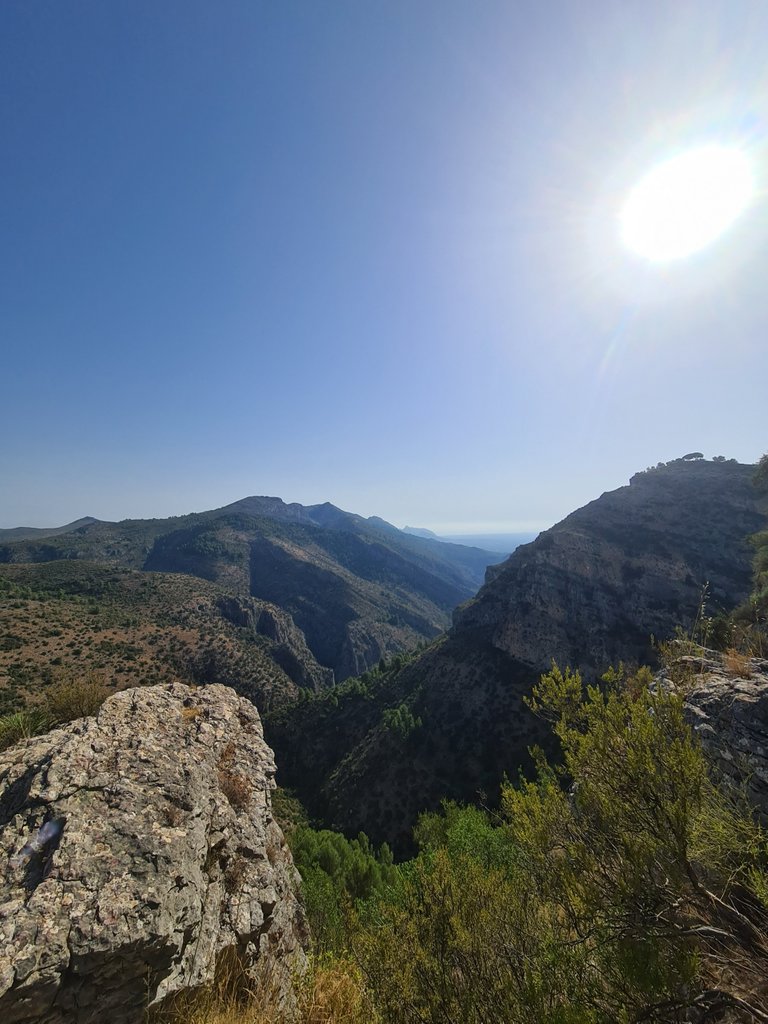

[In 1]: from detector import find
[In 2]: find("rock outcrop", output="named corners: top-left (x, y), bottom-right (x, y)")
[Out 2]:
top-left (674, 652), bottom-right (768, 819)
top-left (0, 683), bottom-right (308, 1024)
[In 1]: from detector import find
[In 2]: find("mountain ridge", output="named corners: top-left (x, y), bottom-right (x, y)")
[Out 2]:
top-left (267, 458), bottom-right (767, 850)
top-left (0, 495), bottom-right (503, 682)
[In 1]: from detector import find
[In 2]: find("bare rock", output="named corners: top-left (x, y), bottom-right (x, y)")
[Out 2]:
top-left (677, 655), bottom-right (768, 818)
top-left (0, 683), bottom-right (308, 1024)
top-left (254, 606), bottom-right (335, 691)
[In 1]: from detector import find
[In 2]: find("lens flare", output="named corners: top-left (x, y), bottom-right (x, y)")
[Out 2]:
top-left (620, 145), bottom-right (754, 261)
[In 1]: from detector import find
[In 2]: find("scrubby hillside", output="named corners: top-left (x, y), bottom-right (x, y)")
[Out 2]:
top-left (0, 497), bottom-right (502, 681)
top-left (0, 561), bottom-right (330, 716)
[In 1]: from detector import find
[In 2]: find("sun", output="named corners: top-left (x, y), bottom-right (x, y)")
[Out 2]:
top-left (619, 145), bottom-right (754, 262)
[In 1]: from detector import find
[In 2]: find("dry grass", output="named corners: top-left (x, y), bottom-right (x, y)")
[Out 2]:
top-left (218, 742), bottom-right (253, 811)
top-left (296, 956), bottom-right (377, 1024)
top-left (723, 647), bottom-right (753, 679)
top-left (147, 951), bottom-right (375, 1024)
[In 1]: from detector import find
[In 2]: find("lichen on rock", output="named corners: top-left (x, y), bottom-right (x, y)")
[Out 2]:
top-left (0, 682), bottom-right (308, 1024)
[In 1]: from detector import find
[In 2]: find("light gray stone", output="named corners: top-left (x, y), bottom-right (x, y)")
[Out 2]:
top-left (0, 683), bottom-right (308, 1023)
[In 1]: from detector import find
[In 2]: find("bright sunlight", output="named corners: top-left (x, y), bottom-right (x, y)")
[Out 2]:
top-left (619, 145), bottom-right (754, 262)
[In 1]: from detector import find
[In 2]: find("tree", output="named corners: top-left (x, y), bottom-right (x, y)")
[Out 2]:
top-left (357, 665), bottom-right (768, 1023)
top-left (754, 452), bottom-right (768, 494)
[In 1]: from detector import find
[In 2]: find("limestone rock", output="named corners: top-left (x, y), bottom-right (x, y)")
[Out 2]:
top-left (674, 653), bottom-right (768, 818)
top-left (254, 606), bottom-right (335, 691)
top-left (0, 683), bottom-right (308, 1024)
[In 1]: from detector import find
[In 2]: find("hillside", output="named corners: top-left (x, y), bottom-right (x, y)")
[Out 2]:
top-left (0, 517), bottom-right (100, 543)
top-left (0, 561), bottom-right (331, 716)
top-left (0, 497), bottom-right (502, 681)
top-left (267, 458), bottom-right (767, 850)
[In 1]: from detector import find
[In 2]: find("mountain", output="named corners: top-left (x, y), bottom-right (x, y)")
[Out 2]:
top-left (0, 516), bottom-right (99, 543)
top-left (403, 526), bottom-right (439, 539)
top-left (0, 497), bottom-right (503, 682)
top-left (267, 458), bottom-right (767, 851)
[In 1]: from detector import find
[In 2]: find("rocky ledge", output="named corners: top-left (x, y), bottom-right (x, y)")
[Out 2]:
top-left (0, 683), bottom-right (308, 1024)
top-left (659, 650), bottom-right (768, 819)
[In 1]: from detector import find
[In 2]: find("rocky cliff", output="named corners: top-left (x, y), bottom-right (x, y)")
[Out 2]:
top-left (456, 459), bottom-right (762, 675)
top-left (0, 683), bottom-right (308, 1023)
top-left (268, 459), bottom-right (767, 851)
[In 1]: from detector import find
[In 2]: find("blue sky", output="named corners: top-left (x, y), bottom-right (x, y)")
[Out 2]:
top-left (2, 0), bottom-right (767, 533)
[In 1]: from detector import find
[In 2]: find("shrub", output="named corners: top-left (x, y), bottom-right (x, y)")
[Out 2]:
top-left (723, 647), bottom-right (753, 679)
top-left (218, 768), bottom-right (252, 810)
top-left (44, 670), bottom-right (110, 724)
top-left (356, 665), bottom-right (768, 1023)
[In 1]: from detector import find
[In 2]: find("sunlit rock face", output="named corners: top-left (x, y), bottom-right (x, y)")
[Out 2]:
top-left (0, 683), bottom-right (308, 1024)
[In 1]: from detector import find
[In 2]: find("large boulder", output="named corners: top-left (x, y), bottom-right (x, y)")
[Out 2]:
top-left (0, 683), bottom-right (308, 1023)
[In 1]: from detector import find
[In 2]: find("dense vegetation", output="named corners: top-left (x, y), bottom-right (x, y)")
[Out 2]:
top-left (281, 663), bottom-right (768, 1023)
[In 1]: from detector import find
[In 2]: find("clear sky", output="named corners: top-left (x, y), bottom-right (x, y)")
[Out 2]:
top-left (2, 1), bottom-right (767, 533)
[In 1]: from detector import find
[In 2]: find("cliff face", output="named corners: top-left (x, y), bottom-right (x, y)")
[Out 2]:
top-left (456, 459), bottom-right (762, 675)
top-left (0, 683), bottom-right (308, 1024)
top-left (269, 460), bottom-right (767, 852)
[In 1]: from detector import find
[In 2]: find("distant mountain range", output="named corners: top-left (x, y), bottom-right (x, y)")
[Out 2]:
top-left (403, 526), bottom-right (538, 554)
top-left (267, 459), bottom-right (768, 851)
top-left (0, 496), bottom-right (503, 686)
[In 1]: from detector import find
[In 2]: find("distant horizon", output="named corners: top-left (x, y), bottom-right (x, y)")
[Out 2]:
top-left (3, 453), bottom-right (756, 536)
top-left (0, 496), bottom-right (550, 538)
top-left (2, 3), bottom-right (766, 534)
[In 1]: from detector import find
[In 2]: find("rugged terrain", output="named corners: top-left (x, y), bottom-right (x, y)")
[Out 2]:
top-left (0, 682), bottom-right (308, 1023)
top-left (268, 459), bottom-right (767, 850)
top-left (0, 561), bottom-right (330, 715)
top-left (0, 497), bottom-right (501, 682)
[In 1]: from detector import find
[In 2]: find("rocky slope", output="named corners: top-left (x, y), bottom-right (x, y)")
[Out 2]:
top-left (0, 683), bottom-right (308, 1023)
top-left (268, 459), bottom-right (767, 851)
top-left (0, 562), bottom-right (331, 716)
top-left (0, 497), bottom-right (501, 681)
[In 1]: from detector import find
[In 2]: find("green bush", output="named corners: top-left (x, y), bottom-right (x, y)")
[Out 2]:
top-left (290, 826), bottom-right (396, 952)
top-left (352, 665), bottom-right (768, 1023)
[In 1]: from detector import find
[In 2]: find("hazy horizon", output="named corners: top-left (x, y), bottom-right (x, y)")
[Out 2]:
top-left (3, 2), bottom-right (766, 531)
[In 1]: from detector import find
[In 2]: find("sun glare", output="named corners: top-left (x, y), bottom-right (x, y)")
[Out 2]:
top-left (620, 145), bottom-right (754, 262)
